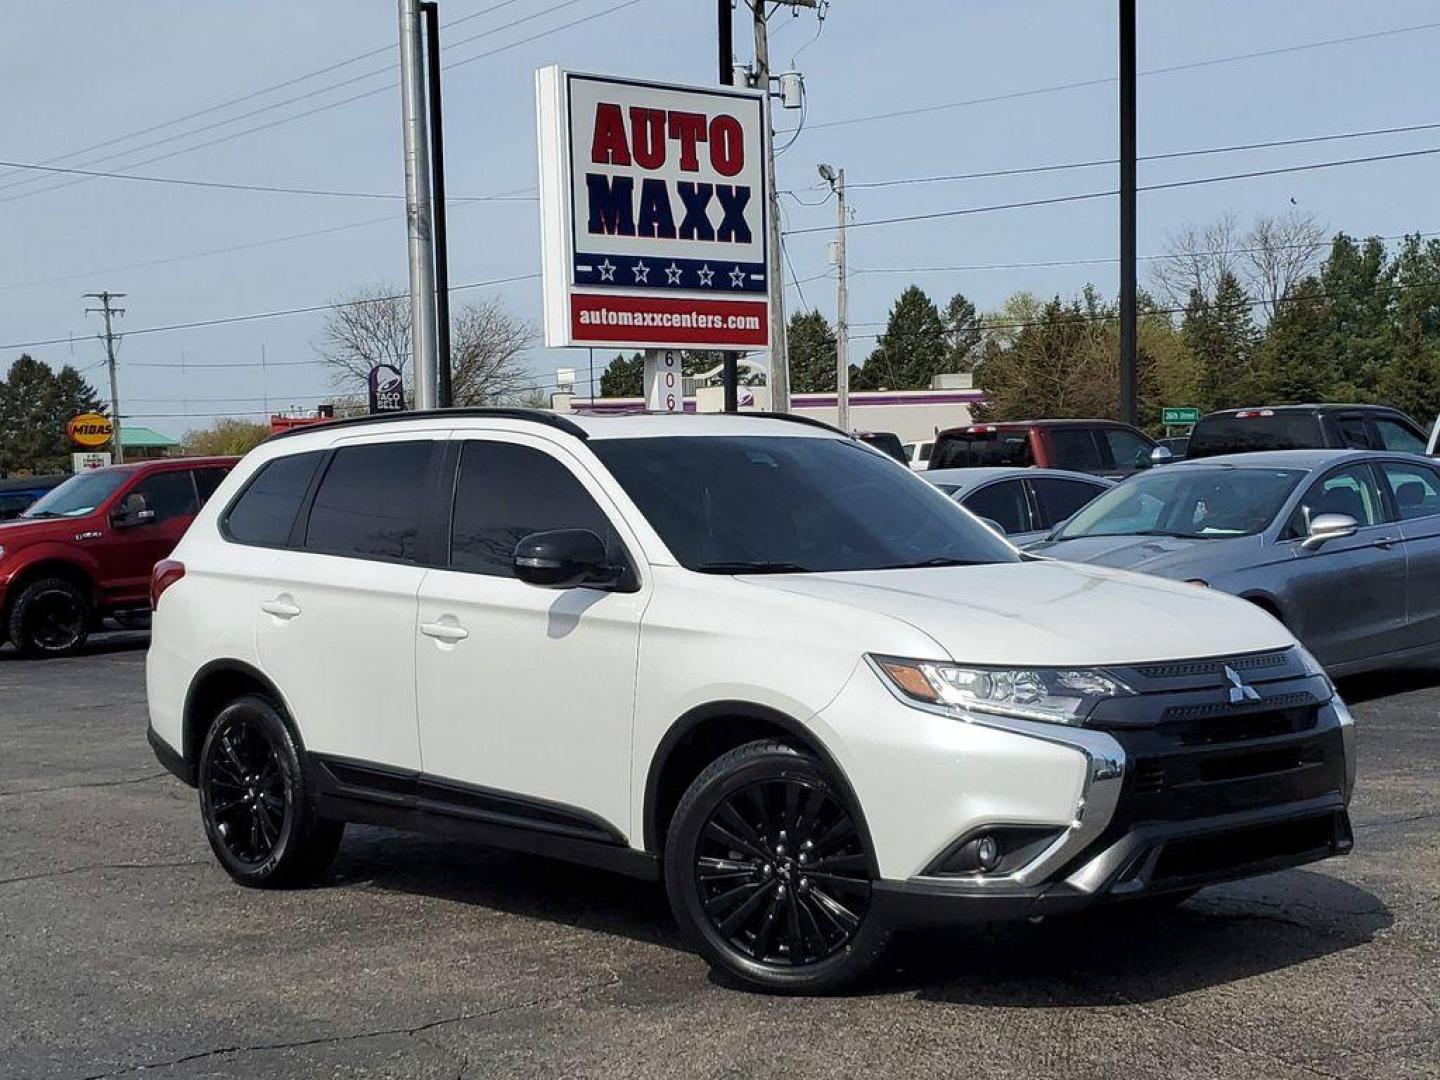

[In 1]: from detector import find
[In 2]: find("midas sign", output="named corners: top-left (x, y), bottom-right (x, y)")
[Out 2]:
top-left (536, 68), bottom-right (770, 351)
top-left (67, 412), bottom-right (114, 448)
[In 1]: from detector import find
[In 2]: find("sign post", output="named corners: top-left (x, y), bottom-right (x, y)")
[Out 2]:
top-left (643, 349), bottom-right (684, 413)
top-left (536, 67), bottom-right (770, 405)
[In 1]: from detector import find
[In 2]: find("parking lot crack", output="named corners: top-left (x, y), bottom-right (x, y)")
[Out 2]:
top-left (0, 771), bottom-right (167, 798)
top-left (0, 859), bottom-right (208, 887)
top-left (71, 972), bottom-right (622, 1080)
top-left (1353, 809), bottom-right (1440, 831)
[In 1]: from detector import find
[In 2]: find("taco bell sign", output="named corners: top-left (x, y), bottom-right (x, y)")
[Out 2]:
top-left (536, 68), bottom-right (770, 351)
top-left (367, 363), bottom-right (405, 414)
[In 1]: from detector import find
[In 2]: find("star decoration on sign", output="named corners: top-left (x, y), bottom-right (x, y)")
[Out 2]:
top-left (632, 260), bottom-right (650, 283)
top-left (697, 264), bottom-right (715, 287)
top-left (597, 259), bottom-right (616, 282)
top-left (729, 265), bottom-right (747, 288)
top-left (664, 262), bottom-right (684, 285)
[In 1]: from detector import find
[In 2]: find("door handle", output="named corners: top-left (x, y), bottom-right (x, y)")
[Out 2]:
top-left (261, 597), bottom-right (302, 619)
top-left (420, 619), bottom-right (469, 644)
top-left (1374, 536), bottom-right (1397, 549)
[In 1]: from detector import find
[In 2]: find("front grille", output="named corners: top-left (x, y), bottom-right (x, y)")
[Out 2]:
top-left (1132, 649), bottom-right (1290, 681)
top-left (1163, 701), bottom-right (1319, 743)
top-left (1132, 760), bottom-right (1166, 795)
top-left (1151, 814), bottom-right (1339, 883)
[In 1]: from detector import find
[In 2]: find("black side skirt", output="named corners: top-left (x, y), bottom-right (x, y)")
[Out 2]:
top-left (308, 754), bottom-right (660, 882)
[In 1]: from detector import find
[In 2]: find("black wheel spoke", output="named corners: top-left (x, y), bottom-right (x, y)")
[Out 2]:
top-left (203, 715), bottom-right (290, 868)
top-left (694, 774), bottom-right (870, 969)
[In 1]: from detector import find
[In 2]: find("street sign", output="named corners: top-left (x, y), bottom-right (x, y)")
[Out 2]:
top-left (72, 451), bottom-right (112, 471)
top-left (66, 412), bottom-right (114, 448)
top-left (1162, 407), bottom-right (1200, 425)
top-left (367, 364), bottom-right (406, 414)
top-left (536, 67), bottom-right (770, 352)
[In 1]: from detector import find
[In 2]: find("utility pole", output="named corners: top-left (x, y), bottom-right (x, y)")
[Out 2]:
top-left (1118, 0), bottom-right (1138, 426)
top-left (421, 1), bottom-right (452, 409)
top-left (398, 0), bottom-right (439, 411)
top-left (718, 0), bottom-right (739, 413)
top-left (751, 0), bottom-right (814, 413)
top-left (84, 291), bottom-right (126, 464)
top-left (822, 166), bottom-right (849, 432)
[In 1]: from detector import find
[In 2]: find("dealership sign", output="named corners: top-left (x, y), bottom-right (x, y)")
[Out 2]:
top-left (66, 412), bottom-right (114, 448)
top-left (536, 68), bottom-right (770, 351)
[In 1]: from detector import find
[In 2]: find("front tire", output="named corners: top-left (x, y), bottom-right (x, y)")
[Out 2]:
top-left (664, 740), bottom-right (887, 994)
top-left (198, 694), bottom-right (343, 888)
top-left (7, 577), bottom-right (91, 657)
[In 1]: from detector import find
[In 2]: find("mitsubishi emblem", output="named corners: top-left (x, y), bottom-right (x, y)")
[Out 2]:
top-left (1224, 665), bottom-right (1262, 705)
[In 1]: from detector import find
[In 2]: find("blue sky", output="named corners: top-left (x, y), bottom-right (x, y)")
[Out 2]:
top-left (5, 0), bottom-right (1439, 435)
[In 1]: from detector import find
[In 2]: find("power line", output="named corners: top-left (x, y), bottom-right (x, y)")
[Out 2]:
top-left (842, 119), bottom-right (1440, 191)
top-left (0, 273), bottom-right (542, 352)
top-left (0, 0), bottom-right (533, 187)
top-left (0, 0), bottom-right (643, 205)
top-left (783, 145), bottom-right (1440, 236)
top-left (0, 157), bottom-right (538, 202)
top-left (789, 19), bottom-right (1440, 134)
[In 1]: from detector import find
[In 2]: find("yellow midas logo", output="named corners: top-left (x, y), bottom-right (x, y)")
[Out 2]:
top-left (67, 413), bottom-right (114, 448)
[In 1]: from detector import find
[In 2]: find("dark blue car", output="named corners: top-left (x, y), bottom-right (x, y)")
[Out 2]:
top-left (0, 475), bottom-right (67, 521)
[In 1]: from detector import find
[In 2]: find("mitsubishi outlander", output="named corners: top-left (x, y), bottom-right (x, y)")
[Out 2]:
top-left (145, 410), bottom-right (1355, 993)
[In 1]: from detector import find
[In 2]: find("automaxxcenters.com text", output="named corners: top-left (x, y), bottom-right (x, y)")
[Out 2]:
top-left (569, 294), bottom-right (770, 346)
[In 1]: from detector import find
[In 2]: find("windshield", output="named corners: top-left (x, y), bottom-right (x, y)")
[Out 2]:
top-left (21, 470), bottom-right (128, 519)
top-left (590, 435), bottom-right (1019, 573)
top-left (1053, 467), bottom-right (1305, 540)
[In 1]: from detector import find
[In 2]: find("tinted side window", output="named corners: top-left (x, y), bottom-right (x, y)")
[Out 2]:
top-left (1046, 429), bottom-right (1103, 471)
top-left (194, 468), bottom-right (229, 504)
top-left (1331, 415), bottom-right (1374, 450)
top-left (1032, 477), bottom-right (1106, 528)
top-left (931, 433), bottom-right (1033, 469)
top-left (1187, 414), bottom-right (1323, 457)
top-left (1287, 464), bottom-right (1386, 536)
top-left (224, 452), bottom-right (323, 547)
top-left (305, 441), bottom-right (432, 562)
top-left (1373, 418), bottom-right (1426, 454)
top-left (1102, 428), bottom-right (1153, 471)
top-left (963, 480), bottom-right (1030, 535)
top-left (1380, 462), bottom-right (1440, 521)
top-left (126, 471), bottom-right (198, 524)
top-left (450, 441), bottom-right (619, 577)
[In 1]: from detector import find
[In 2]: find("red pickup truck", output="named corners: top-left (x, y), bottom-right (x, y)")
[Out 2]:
top-left (0, 457), bottom-right (236, 657)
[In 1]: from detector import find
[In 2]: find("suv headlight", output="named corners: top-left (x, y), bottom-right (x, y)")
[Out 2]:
top-left (870, 655), bottom-right (1133, 726)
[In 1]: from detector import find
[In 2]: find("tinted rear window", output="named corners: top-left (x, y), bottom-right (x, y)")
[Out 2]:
top-left (930, 432), bottom-right (1034, 469)
top-left (1187, 413), bottom-right (1322, 458)
top-left (224, 452), bottom-right (323, 547)
top-left (305, 441), bottom-right (433, 562)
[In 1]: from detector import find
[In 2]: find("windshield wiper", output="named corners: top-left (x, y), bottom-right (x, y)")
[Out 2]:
top-left (873, 556), bottom-right (985, 570)
top-left (694, 560), bottom-right (814, 575)
top-left (19, 510), bottom-right (64, 519)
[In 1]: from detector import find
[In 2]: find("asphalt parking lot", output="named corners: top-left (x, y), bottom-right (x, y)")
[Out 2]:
top-left (1, 636), bottom-right (1436, 1080)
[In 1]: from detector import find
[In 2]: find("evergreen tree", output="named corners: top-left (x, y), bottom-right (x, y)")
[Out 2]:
top-left (598, 351), bottom-right (644, 397)
top-left (787, 310), bottom-right (838, 393)
top-left (1319, 234), bottom-right (1396, 391)
top-left (942, 292), bottom-right (983, 372)
top-left (856, 285), bottom-right (948, 390)
top-left (1246, 278), bottom-right (1339, 403)
top-left (0, 354), bottom-right (106, 475)
top-left (1183, 272), bottom-right (1258, 411)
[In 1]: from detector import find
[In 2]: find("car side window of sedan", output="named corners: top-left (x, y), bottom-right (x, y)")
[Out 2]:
top-left (1031, 477), bottom-right (1107, 530)
top-left (1380, 462), bottom-right (1440, 521)
top-left (1285, 464), bottom-right (1387, 538)
top-left (962, 480), bottom-right (1031, 535)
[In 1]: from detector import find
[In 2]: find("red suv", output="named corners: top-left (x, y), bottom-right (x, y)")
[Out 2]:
top-left (928, 419), bottom-right (1160, 478)
top-left (0, 457), bottom-right (236, 657)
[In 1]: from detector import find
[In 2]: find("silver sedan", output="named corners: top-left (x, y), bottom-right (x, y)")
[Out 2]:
top-left (1026, 448), bottom-right (1440, 676)
top-left (925, 467), bottom-right (1114, 547)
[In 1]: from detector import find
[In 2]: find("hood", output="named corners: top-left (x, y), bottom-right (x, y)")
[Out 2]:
top-left (0, 515), bottom-right (78, 543)
top-left (739, 558), bottom-right (1292, 667)
top-left (1025, 533), bottom-right (1260, 577)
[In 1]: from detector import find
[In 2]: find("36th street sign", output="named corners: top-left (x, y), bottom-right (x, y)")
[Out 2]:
top-left (1162, 407), bottom-right (1201, 425)
top-left (536, 68), bottom-right (770, 352)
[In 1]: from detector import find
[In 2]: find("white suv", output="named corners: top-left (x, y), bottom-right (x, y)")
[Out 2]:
top-left (146, 410), bottom-right (1356, 992)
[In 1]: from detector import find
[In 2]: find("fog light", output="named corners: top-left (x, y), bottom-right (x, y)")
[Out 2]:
top-left (975, 834), bottom-right (1001, 872)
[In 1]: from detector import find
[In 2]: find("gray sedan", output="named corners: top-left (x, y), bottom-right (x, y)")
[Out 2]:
top-left (1026, 448), bottom-right (1440, 676)
top-left (925, 467), bottom-right (1114, 547)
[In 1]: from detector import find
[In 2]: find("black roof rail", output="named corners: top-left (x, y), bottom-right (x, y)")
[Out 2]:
top-left (265, 407), bottom-right (589, 442)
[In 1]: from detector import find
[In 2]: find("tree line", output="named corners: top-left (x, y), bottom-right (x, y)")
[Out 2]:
top-left (595, 216), bottom-right (1440, 430)
top-left (0, 355), bottom-right (106, 476)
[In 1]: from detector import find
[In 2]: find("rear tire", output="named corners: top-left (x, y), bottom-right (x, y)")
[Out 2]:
top-left (198, 694), bottom-right (343, 888)
top-left (664, 740), bottom-right (888, 994)
top-left (7, 577), bottom-right (91, 658)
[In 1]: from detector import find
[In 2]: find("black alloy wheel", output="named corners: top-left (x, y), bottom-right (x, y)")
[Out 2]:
top-left (666, 740), bottom-right (887, 994)
top-left (696, 777), bottom-right (871, 966)
top-left (8, 577), bottom-right (91, 657)
top-left (203, 713), bottom-right (289, 867)
top-left (197, 694), bottom-right (343, 888)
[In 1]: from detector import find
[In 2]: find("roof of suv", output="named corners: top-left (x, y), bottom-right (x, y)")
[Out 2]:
top-left (264, 408), bottom-right (849, 444)
top-left (935, 419), bottom-right (1139, 437)
top-left (1200, 404), bottom-right (1413, 417)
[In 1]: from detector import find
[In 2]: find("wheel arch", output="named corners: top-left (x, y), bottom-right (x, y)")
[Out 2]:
top-left (642, 701), bottom-right (878, 877)
top-left (1240, 590), bottom-right (1286, 625)
top-left (182, 659), bottom-right (303, 781)
top-left (2, 556), bottom-right (98, 620)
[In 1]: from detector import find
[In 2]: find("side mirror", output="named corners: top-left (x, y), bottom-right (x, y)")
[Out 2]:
top-left (111, 498), bottom-right (155, 529)
top-left (1301, 513), bottom-right (1358, 551)
top-left (976, 516), bottom-right (1008, 537)
top-left (1142, 446), bottom-right (1174, 469)
top-left (513, 528), bottom-right (619, 589)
